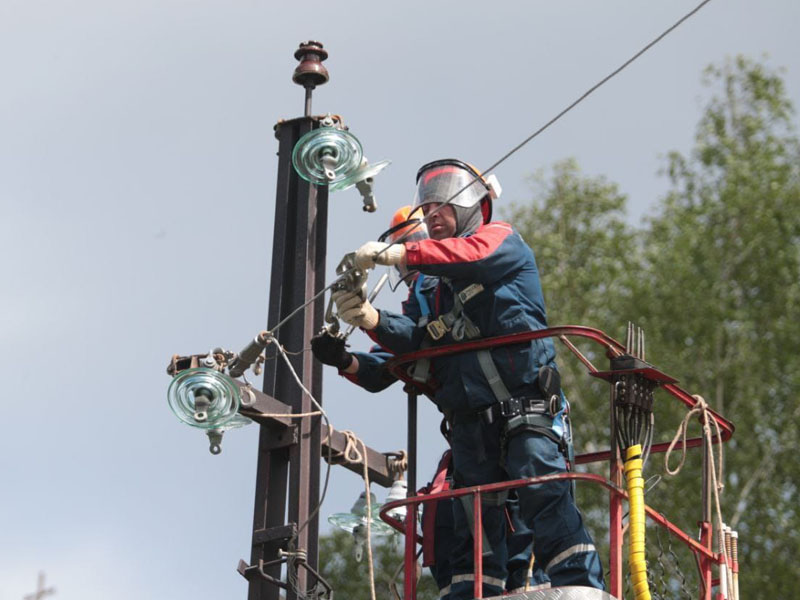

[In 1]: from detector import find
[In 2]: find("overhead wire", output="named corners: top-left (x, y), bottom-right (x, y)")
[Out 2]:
top-left (383, 0), bottom-right (715, 251)
top-left (267, 0), bottom-right (716, 336)
top-left (267, 337), bottom-right (334, 536)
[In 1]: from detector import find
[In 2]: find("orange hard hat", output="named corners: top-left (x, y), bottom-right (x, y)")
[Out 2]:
top-left (383, 205), bottom-right (427, 244)
top-left (378, 205), bottom-right (428, 290)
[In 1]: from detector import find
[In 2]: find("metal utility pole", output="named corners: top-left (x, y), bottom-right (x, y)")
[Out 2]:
top-left (23, 572), bottom-right (55, 600)
top-left (246, 40), bottom-right (329, 600)
top-left (232, 41), bottom-right (400, 600)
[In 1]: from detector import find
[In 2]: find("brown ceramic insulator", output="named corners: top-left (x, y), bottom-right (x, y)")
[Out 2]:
top-left (293, 40), bottom-right (329, 89)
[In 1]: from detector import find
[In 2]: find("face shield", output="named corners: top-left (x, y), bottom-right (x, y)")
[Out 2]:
top-left (412, 163), bottom-right (489, 212)
top-left (378, 217), bottom-right (428, 290)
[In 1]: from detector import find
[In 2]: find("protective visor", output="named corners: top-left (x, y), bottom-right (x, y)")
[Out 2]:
top-left (412, 164), bottom-right (489, 210)
top-left (378, 218), bottom-right (428, 290)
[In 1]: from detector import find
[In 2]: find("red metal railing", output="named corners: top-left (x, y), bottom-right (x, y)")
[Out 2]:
top-left (379, 474), bottom-right (727, 599)
top-left (380, 326), bottom-right (734, 600)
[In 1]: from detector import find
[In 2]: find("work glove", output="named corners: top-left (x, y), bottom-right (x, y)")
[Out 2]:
top-left (310, 330), bottom-right (354, 370)
top-left (354, 241), bottom-right (406, 271)
top-left (333, 289), bottom-right (379, 330)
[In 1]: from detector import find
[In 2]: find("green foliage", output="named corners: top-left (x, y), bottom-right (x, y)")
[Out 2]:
top-left (319, 530), bottom-right (438, 600)
top-left (505, 159), bottom-right (638, 462)
top-left (639, 55), bottom-right (800, 597)
top-left (505, 56), bottom-right (800, 597)
top-left (320, 56), bottom-right (798, 599)
top-left (506, 157), bottom-right (637, 332)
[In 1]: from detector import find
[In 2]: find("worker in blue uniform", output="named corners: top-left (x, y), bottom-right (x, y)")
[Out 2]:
top-left (312, 206), bottom-right (547, 596)
top-left (331, 159), bottom-right (604, 598)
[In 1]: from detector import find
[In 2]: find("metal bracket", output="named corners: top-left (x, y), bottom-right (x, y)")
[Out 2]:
top-left (238, 559), bottom-right (289, 590)
top-left (355, 176), bottom-right (377, 212)
top-left (258, 424), bottom-right (299, 451)
top-left (237, 550), bottom-right (333, 600)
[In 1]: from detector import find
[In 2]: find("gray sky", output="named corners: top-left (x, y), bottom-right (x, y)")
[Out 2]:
top-left (2, 1), bottom-right (798, 599)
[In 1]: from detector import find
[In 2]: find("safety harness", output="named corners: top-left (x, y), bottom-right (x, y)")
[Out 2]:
top-left (413, 277), bottom-right (577, 576)
top-left (420, 450), bottom-right (452, 567)
top-left (410, 279), bottom-right (566, 450)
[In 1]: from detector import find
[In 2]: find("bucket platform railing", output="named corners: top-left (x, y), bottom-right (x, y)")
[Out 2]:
top-left (378, 325), bottom-right (735, 600)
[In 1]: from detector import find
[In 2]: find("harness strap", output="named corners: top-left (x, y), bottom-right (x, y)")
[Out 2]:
top-left (414, 274), bottom-right (431, 317)
top-left (410, 317), bottom-right (432, 384)
top-left (504, 416), bottom-right (569, 459)
top-left (458, 492), bottom-right (506, 557)
top-left (421, 450), bottom-right (452, 567)
top-left (476, 349), bottom-right (512, 402)
top-left (413, 281), bottom-right (483, 383)
top-left (426, 283), bottom-right (484, 341)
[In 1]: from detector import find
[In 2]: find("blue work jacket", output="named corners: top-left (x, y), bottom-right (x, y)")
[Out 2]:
top-left (363, 221), bottom-right (557, 413)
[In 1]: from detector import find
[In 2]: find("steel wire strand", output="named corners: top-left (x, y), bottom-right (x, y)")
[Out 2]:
top-left (262, 0), bottom-right (716, 340)
top-left (378, 0), bottom-right (716, 255)
top-left (268, 337), bottom-right (334, 536)
top-left (266, 279), bottom-right (340, 337)
top-left (257, 337), bottom-right (335, 600)
top-left (390, 547), bottom-right (424, 600)
top-left (234, 3), bottom-right (717, 589)
top-left (663, 522), bottom-right (695, 599)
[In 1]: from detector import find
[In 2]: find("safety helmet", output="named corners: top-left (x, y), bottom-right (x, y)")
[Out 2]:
top-left (412, 159), bottom-right (502, 234)
top-left (378, 205), bottom-right (427, 290)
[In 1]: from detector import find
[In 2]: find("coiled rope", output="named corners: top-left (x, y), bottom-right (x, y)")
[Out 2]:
top-left (665, 394), bottom-right (733, 596)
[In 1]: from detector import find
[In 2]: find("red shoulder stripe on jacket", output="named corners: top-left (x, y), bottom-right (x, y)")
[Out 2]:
top-left (405, 222), bottom-right (513, 267)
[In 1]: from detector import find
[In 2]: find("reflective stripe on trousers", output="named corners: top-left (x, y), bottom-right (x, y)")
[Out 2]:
top-left (448, 421), bottom-right (605, 599)
top-left (507, 582), bottom-right (552, 594)
top-left (439, 574), bottom-right (505, 598)
top-left (545, 543), bottom-right (597, 573)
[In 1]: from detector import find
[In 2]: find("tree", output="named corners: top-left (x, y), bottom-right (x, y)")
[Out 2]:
top-left (505, 56), bottom-right (800, 597)
top-left (319, 529), bottom-right (439, 600)
top-left (504, 159), bottom-right (639, 562)
top-left (506, 158), bottom-right (638, 449)
top-left (319, 57), bottom-right (799, 598)
top-left (634, 55), bottom-right (800, 597)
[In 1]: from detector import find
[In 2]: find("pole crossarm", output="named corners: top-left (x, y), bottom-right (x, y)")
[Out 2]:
top-left (322, 429), bottom-right (395, 487)
top-left (237, 381), bottom-right (294, 427)
top-left (238, 383), bottom-right (395, 486)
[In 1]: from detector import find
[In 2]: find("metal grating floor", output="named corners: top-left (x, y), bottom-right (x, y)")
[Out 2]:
top-left (487, 586), bottom-right (617, 600)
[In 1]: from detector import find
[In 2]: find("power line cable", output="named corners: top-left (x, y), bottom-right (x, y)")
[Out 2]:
top-left (388, 0), bottom-right (715, 248)
top-left (268, 0), bottom-right (715, 335)
top-left (478, 0), bottom-right (714, 177)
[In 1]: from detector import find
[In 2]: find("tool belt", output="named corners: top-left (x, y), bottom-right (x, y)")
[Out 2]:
top-left (449, 394), bottom-right (548, 426)
top-left (500, 396), bottom-right (550, 419)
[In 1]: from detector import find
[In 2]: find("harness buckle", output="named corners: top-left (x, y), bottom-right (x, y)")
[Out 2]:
top-left (457, 283), bottom-right (484, 304)
top-left (426, 318), bottom-right (449, 341)
top-left (549, 394), bottom-right (561, 416)
top-left (500, 397), bottom-right (523, 418)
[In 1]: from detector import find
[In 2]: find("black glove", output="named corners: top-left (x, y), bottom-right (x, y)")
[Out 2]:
top-left (311, 331), bottom-right (354, 370)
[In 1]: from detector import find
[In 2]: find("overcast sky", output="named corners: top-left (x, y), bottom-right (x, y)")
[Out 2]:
top-left (2, 1), bottom-right (799, 599)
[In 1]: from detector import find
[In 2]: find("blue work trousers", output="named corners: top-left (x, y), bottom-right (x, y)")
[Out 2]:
top-left (427, 492), bottom-right (548, 596)
top-left (447, 417), bottom-right (604, 599)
